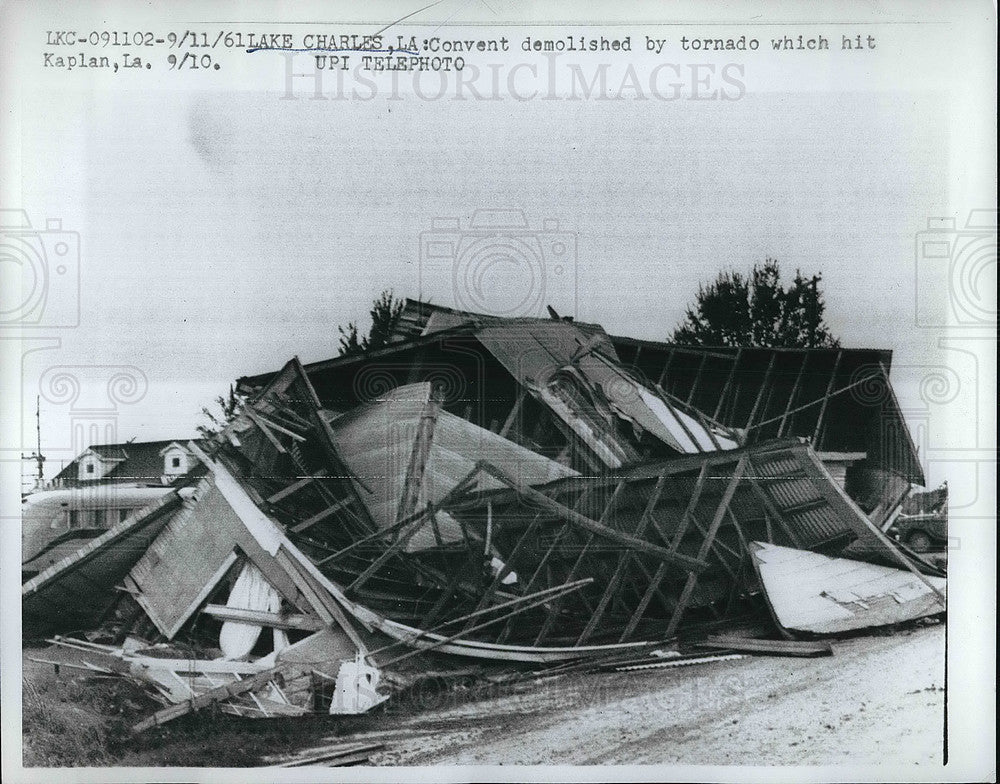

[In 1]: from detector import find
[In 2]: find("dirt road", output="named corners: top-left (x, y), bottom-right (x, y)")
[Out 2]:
top-left (344, 623), bottom-right (946, 766)
top-left (21, 622), bottom-right (945, 768)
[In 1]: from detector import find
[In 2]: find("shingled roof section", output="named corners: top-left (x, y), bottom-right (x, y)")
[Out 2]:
top-left (52, 439), bottom-right (205, 486)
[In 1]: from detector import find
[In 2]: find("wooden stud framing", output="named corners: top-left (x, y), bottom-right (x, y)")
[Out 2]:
top-left (812, 350), bottom-right (843, 448)
top-left (663, 455), bottom-right (748, 637)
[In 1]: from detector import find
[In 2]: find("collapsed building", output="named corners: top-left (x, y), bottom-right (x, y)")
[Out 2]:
top-left (23, 301), bottom-right (946, 729)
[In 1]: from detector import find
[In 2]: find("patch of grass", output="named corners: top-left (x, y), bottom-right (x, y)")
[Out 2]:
top-left (22, 672), bottom-right (145, 766)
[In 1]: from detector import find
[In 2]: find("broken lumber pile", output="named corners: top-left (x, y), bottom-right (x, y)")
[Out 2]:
top-left (22, 304), bottom-right (946, 730)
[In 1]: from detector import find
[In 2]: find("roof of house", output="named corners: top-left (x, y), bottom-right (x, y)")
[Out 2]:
top-left (53, 439), bottom-right (203, 484)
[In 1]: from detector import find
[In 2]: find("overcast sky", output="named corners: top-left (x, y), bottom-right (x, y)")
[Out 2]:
top-left (5, 2), bottom-right (995, 496)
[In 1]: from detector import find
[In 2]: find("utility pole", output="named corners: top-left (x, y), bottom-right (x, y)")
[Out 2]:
top-left (21, 395), bottom-right (46, 491)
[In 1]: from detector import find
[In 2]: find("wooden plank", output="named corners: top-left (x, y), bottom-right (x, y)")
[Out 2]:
top-left (811, 349), bottom-right (844, 447)
top-left (712, 348), bottom-right (742, 421)
top-left (668, 462), bottom-right (710, 552)
top-left (266, 472), bottom-right (325, 505)
top-left (274, 742), bottom-right (386, 768)
top-left (685, 353), bottom-right (708, 406)
top-left (378, 579), bottom-right (591, 668)
top-left (744, 353), bottom-right (776, 431)
top-left (777, 353), bottom-right (809, 438)
top-left (498, 388), bottom-right (527, 438)
top-left (290, 497), bottom-right (353, 533)
top-left (366, 579), bottom-right (595, 660)
top-left (664, 456), bottom-right (747, 637)
top-left (243, 406), bottom-right (288, 454)
top-left (699, 634), bottom-right (833, 657)
top-left (477, 462), bottom-right (709, 574)
top-left (200, 605), bottom-right (325, 631)
top-left (395, 399), bottom-right (441, 523)
top-left (575, 472), bottom-right (670, 646)
top-left (133, 665), bottom-right (306, 733)
top-left (533, 481), bottom-right (627, 645)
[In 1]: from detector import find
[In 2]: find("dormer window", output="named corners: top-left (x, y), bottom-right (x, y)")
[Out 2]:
top-left (160, 443), bottom-right (192, 477)
top-left (77, 451), bottom-right (117, 481)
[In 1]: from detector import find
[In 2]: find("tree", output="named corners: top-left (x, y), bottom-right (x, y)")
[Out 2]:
top-left (196, 384), bottom-right (246, 439)
top-left (338, 290), bottom-right (405, 357)
top-left (671, 259), bottom-right (839, 348)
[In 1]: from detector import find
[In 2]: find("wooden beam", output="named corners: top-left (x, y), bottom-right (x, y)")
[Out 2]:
top-left (744, 459), bottom-right (805, 549)
top-left (695, 409), bottom-right (723, 450)
top-left (669, 462), bottom-right (710, 552)
top-left (664, 455), bottom-right (747, 637)
top-left (254, 412), bottom-right (308, 442)
top-left (656, 348), bottom-right (676, 388)
top-left (777, 353), bottom-right (809, 438)
top-left (477, 462), bottom-right (709, 574)
top-left (133, 666), bottom-right (306, 732)
top-left (201, 605), bottom-right (325, 631)
top-left (744, 353), bottom-right (777, 432)
top-left (533, 481), bottom-right (627, 645)
top-left (655, 385), bottom-right (731, 438)
top-left (290, 497), bottom-right (352, 533)
top-left (812, 349), bottom-right (843, 448)
top-left (395, 399), bottom-right (440, 523)
top-left (685, 512), bottom-right (741, 579)
top-left (460, 509), bottom-right (546, 632)
top-left (685, 353), bottom-right (709, 406)
top-left (345, 512), bottom-right (431, 595)
top-left (654, 386), bottom-right (704, 453)
top-left (618, 561), bottom-right (669, 642)
top-left (266, 472), bottom-right (326, 505)
top-left (498, 389), bottom-right (527, 438)
top-left (712, 348), bottom-right (742, 421)
top-left (575, 472), bottom-right (670, 646)
top-left (243, 406), bottom-right (288, 454)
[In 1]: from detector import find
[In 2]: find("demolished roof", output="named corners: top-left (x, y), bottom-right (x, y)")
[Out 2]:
top-left (238, 302), bottom-right (923, 486)
top-left (26, 303), bottom-right (943, 728)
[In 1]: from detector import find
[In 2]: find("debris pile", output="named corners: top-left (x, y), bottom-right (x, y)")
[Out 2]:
top-left (22, 301), bottom-right (946, 731)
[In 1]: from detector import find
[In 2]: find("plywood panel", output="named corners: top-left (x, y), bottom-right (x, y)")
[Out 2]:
top-left (750, 541), bottom-right (946, 634)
